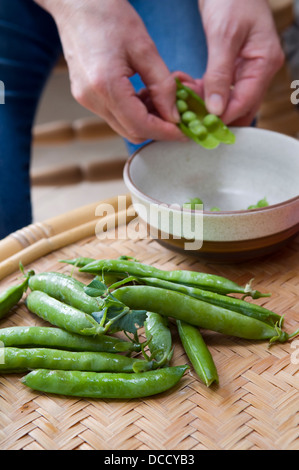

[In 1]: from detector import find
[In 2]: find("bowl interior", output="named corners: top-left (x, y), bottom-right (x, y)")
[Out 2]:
top-left (127, 128), bottom-right (299, 212)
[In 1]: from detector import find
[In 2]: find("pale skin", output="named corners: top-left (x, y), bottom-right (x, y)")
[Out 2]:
top-left (35, 0), bottom-right (284, 143)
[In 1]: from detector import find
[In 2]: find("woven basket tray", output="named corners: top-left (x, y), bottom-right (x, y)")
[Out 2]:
top-left (0, 195), bottom-right (298, 450)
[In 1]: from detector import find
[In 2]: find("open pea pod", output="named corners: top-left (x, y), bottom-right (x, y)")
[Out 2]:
top-left (175, 78), bottom-right (235, 149)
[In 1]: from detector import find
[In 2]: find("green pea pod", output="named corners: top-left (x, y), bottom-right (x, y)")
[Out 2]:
top-left (0, 326), bottom-right (140, 353)
top-left (21, 365), bottom-right (189, 398)
top-left (113, 285), bottom-right (293, 344)
top-left (177, 320), bottom-right (218, 387)
top-left (143, 312), bottom-right (173, 366)
top-left (59, 257), bottom-right (96, 268)
top-left (0, 347), bottom-right (152, 373)
top-left (136, 277), bottom-right (281, 326)
top-left (29, 272), bottom-right (104, 314)
top-left (79, 258), bottom-right (270, 298)
top-left (59, 258), bottom-right (121, 286)
top-left (175, 78), bottom-right (235, 149)
top-left (0, 268), bottom-right (34, 320)
top-left (26, 291), bottom-right (105, 336)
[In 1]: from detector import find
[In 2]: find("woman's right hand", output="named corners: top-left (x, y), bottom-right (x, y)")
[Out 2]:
top-left (35, 0), bottom-right (188, 144)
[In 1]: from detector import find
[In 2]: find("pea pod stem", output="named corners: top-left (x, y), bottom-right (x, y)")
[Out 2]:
top-left (177, 320), bottom-right (218, 387)
top-left (113, 285), bottom-right (290, 343)
top-left (134, 277), bottom-right (280, 326)
top-left (0, 347), bottom-right (153, 373)
top-left (79, 259), bottom-right (269, 298)
top-left (21, 366), bottom-right (189, 398)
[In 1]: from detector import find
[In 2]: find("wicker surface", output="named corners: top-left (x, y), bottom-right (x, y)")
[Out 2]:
top-left (0, 198), bottom-right (298, 450)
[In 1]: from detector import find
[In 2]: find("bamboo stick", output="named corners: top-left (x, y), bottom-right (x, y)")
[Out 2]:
top-left (0, 205), bottom-right (135, 281)
top-left (0, 195), bottom-right (132, 264)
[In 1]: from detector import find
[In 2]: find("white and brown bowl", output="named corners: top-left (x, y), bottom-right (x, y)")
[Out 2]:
top-left (123, 128), bottom-right (299, 262)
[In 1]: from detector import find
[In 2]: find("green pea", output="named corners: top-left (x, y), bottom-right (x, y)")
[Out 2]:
top-left (176, 89), bottom-right (189, 100)
top-left (188, 119), bottom-right (201, 128)
top-left (247, 198), bottom-right (269, 210)
top-left (176, 99), bottom-right (188, 113)
top-left (210, 207), bottom-right (221, 212)
top-left (202, 114), bottom-right (219, 130)
top-left (181, 111), bottom-right (197, 123)
top-left (183, 197), bottom-right (204, 210)
top-left (189, 124), bottom-right (208, 139)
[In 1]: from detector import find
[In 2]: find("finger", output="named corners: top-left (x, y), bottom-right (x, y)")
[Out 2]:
top-left (109, 75), bottom-right (187, 143)
top-left (220, 57), bottom-right (276, 125)
top-left (173, 71), bottom-right (205, 99)
top-left (128, 41), bottom-right (181, 123)
top-left (203, 34), bottom-right (241, 116)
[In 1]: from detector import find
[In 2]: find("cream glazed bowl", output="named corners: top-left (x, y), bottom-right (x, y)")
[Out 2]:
top-left (123, 127), bottom-right (299, 262)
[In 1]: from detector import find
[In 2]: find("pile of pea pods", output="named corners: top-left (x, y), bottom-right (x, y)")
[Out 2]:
top-left (0, 257), bottom-right (297, 399)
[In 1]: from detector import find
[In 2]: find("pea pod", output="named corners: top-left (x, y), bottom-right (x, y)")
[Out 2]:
top-left (143, 312), bottom-right (173, 367)
top-left (177, 320), bottom-right (218, 387)
top-left (0, 347), bottom-right (152, 373)
top-left (80, 259), bottom-right (269, 298)
top-left (112, 285), bottom-right (292, 343)
top-left (175, 78), bottom-right (235, 149)
top-left (21, 365), bottom-right (189, 398)
top-left (26, 291), bottom-right (106, 336)
top-left (136, 277), bottom-right (281, 326)
top-left (0, 326), bottom-right (140, 353)
top-left (28, 272), bottom-right (104, 314)
top-left (0, 268), bottom-right (34, 320)
top-left (59, 257), bottom-right (95, 268)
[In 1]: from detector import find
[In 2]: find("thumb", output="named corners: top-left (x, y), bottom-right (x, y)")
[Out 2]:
top-left (203, 38), bottom-right (239, 116)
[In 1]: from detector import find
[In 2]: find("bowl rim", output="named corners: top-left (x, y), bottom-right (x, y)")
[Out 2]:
top-left (123, 130), bottom-right (299, 216)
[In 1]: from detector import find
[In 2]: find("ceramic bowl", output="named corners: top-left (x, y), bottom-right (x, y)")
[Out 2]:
top-left (123, 127), bottom-right (299, 262)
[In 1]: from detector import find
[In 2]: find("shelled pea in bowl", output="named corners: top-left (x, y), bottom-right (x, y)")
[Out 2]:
top-left (124, 125), bottom-right (299, 262)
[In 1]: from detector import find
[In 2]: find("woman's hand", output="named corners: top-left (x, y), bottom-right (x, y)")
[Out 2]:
top-left (198, 0), bottom-right (284, 126)
top-left (35, 0), bottom-right (187, 144)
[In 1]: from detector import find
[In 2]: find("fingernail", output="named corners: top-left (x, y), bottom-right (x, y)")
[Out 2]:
top-left (207, 94), bottom-right (224, 116)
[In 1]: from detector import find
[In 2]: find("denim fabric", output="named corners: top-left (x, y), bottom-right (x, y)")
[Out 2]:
top-left (0, 0), bottom-right (207, 238)
top-left (126, 0), bottom-right (207, 155)
top-left (0, 0), bottom-right (62, 238)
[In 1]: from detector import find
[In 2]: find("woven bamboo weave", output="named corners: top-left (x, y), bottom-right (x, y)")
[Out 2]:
top-left (0, 197), bottom-right (298, 450)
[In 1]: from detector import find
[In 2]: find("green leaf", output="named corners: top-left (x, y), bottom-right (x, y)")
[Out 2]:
top-left (83, 278), bottom-right (107, 297)
top-left (92, 303), bottom-right (147, 335)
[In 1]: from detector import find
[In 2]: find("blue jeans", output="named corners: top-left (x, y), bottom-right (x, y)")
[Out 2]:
top-left (0, 0), bottom-right (207, 239)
